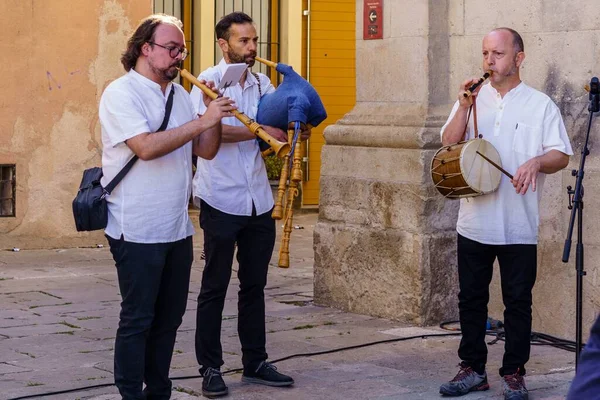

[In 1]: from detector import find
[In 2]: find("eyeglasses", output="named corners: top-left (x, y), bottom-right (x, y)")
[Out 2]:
top-left (149, 42), bottom-right (189, 60)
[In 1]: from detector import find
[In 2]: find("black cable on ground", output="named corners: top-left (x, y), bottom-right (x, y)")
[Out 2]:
top-left (8, 322), bottom-right (579, 400)
top-left (8, 332), bottom-right (462, 400)
top-left (7, 383), bottom-right (116, 400)
top-left (439, 320), bottom-right (580, 352)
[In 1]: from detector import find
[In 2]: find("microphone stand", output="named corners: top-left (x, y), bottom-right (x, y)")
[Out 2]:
top-left (562, 77), bottom-right (600, 369)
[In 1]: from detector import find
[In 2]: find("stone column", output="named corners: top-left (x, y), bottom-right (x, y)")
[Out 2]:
top-left (314, 0), bottom-right (459, 325)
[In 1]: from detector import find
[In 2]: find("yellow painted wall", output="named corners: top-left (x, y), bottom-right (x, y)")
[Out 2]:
top-left (302, 0), bottom-right (356, 205)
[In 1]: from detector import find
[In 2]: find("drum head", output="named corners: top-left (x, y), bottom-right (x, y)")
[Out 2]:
top-left (460, 139), bottom-right (502, 194)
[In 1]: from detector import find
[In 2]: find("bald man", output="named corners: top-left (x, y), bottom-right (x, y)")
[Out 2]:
top-left (438, 28), bottom-right (572, 400)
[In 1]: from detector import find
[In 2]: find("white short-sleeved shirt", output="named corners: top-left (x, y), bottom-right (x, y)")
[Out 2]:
top-left (189, 58), bottom-right (276, 216)
top-left (100, 69), bottom-right (195, 243)
top-left (440, 82), bottom-right (573, 245)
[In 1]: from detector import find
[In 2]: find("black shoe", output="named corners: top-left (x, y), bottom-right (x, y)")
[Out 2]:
top-left (202, 367), bottom-right (228, 398)
top-left (242, 361), bottom-right (294, 387)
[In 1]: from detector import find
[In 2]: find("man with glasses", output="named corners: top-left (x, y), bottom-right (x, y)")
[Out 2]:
top-left (99, 14), bottom-right (234, 399)
top-left (147, 41), bottom-right (190, 60)
top-left (189, 11), bottom-right (295, 398)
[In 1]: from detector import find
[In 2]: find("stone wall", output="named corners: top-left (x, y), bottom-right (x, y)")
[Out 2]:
top-left (315, 0), bottom-right (460, 325)
top-left (0, 0), bottom-right (150, 249)
top-left (315, 0), bottom-right (600, 337)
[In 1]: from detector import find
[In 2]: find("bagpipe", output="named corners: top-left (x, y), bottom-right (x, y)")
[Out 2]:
top-left (254, 56), bottom-right (327, 268)
top-left (179, 57), bottom-right (327, 268)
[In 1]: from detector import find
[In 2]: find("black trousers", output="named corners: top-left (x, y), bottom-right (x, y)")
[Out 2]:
top-left (195, 200), bottom-right (275, 372)
top-left (457, 234), bottom-right (537, 377)
top-left (107, 235), bottom-right (193, 400)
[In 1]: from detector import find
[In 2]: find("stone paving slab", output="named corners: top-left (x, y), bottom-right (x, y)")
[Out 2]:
top-left (0, 213), bottom-right (577, 400)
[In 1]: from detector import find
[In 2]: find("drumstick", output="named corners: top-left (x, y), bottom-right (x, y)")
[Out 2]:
top-left (476, 151), bottom-right (514, 180)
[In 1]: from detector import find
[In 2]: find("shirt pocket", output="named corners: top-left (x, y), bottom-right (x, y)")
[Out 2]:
top-left (512, 122), bottom-right (543, 157)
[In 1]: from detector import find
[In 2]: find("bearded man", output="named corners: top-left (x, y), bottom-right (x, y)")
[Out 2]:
top-left (188, 11), bottom-right (298, 398)
top-left (99, 14), bottom-right (233, 399)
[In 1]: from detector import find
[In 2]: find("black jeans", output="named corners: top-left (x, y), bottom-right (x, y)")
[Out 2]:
top-left (107, 235), bottom-right (193, 400)
top-left (195, 200), bottom-right (275, 372)
top-left (456, 234), bottom-right (537, 377)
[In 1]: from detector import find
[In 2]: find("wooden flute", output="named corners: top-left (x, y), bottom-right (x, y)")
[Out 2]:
top-left (178, 68), bottom-right (290, 158)
top-left (463, 71), bottom-right (493, 98)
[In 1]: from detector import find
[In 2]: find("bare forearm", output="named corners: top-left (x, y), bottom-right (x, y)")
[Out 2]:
top-left (126, 118), bottom-right (215, 161)
top-left (537, 150), bottom-right (570, 174)
top-left (193, 124), bottom-right (222, 160)
top-left (442, 106), bottom-right (470, 145)
top-left (222, 124), bottom-right (255, 143)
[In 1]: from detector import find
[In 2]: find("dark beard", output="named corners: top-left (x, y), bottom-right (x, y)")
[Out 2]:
top-left (227, 50), bottom-right (255, 67)
top-left (151, 61), bottom-right (181, 82)
top-left (227, 50), bottom-right (245, 64)
top-left (162, 66), bottom-right (179, 81)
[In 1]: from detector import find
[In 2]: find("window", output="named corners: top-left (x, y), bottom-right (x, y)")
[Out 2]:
top-left (0, 165), bottom-right (16, 217)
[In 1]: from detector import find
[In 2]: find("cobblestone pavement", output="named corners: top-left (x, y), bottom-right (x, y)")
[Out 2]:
top-left (0, 212), bottom-right (575, 399)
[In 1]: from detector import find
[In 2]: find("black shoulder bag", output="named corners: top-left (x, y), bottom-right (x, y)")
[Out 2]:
top-left (72, 87), bottom-right (175, 232)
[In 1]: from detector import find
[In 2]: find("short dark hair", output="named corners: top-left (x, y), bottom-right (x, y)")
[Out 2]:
top-left (495, 27), bottom-right (524, 53)
top-left (121, 14), bottom-right (183, 71)
top-left (215, 12), bottom-right (254, 41)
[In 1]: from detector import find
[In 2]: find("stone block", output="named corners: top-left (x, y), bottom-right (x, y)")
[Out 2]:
top-left (448, 0), bottom-right (465, 36)
top-left (318, 172), bottom-right (458, 233)
top-left (357, 36), bottom-right (428, 103)
top-left (388, 0), bottom-right (428, 38)
top-left (463, 0), bottom-right (544, 35)
top-left (314, 222), bottom-right (458, 325)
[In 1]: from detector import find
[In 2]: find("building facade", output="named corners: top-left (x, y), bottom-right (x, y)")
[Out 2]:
top-left (0, 0), bottom-right (354, 249)
top-left (314, 0), bottom-right (600, 338)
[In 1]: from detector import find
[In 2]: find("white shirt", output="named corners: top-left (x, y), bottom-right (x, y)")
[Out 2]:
top-left (189, 58), bottom-right (276, 216)
top-left (100, 69), bottom-right (195, 243)
top-left (441, 82), bottom-right (573, 245)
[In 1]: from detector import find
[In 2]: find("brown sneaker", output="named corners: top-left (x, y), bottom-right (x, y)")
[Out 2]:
top-left (439, 362), bottom-right (489, 396)
top-left (501, 371), bottom-right (528, 400)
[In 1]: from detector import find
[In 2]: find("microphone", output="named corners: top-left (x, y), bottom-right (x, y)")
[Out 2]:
top-left (589, 77), bottom-right (599, 97)
top-left (589, 77), bottom-right (600, 112)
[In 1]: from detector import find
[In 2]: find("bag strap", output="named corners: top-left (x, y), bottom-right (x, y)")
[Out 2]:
top-left (461, 96), bottom-right (480, 140)
top-left (473, 96), bottom-right (480, 138)
top-left (104, 85), bottom-right (175, 195)
top-left (462, 105), bottom-right (472, 140)
top-left (252, 72), bottom-right (262, 98)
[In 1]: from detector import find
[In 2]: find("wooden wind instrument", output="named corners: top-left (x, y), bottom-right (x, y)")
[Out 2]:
top-left (252, 56), bottom-right (303, 268)
top-left (253, 55), bottom-right (327, 268)
top-left (273, 128), bottom-right (303, 268)
top-left (178, 68), bottom-right (290, 158)
top-left (255, 56), bottom-right (277, 69)
top-left (463, 70), bottom-right (493, 98)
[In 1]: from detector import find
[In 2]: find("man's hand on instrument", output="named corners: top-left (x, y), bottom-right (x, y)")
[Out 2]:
top-left (200, 97), bottom-right (236, 128)
top-left (262, 125), bottom-right (288, 143)
top-left (200, 80), bottom-right (220, 107)
top-left (300, 125), bottom-right (312, 141)
top-left (458, 78), bottom-right (481, 109)
top-left (512, 157), bottom-right (541, 195)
